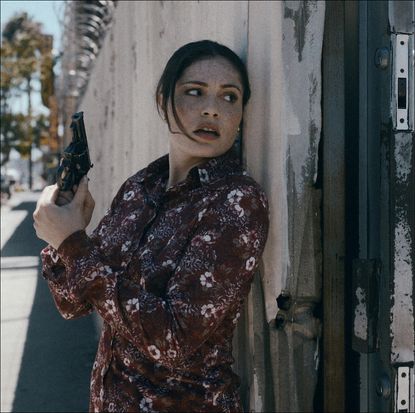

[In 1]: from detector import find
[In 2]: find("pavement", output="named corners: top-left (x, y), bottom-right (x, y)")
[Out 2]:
top-left (1, 191), bottom-right (99, 413)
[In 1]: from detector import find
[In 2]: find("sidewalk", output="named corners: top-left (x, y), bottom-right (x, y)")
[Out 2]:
top-left (1, 191), bottom-right (99, 412)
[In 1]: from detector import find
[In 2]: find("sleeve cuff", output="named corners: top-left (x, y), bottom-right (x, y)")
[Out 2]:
top-left (40, 245), bottom-right (65, 284)
top-left (57, 230), bottom-right (94, 265)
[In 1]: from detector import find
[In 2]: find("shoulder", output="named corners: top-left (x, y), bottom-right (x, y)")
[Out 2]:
top-left (209, 173), bottom-right (269, 214)
top-left (201, 174), bottom-right (269, 234)
top-left (114, 166), bottom-right (147, 198)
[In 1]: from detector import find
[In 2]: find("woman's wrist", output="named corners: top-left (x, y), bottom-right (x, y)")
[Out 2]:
top-left (56, 229), bottom-right (92, 264)
top-left (49, 227), bottom-right (85, 250)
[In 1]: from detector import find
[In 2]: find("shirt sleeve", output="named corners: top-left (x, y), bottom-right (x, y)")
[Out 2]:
top-left (41, 245), bottom-right (93, 319)
top-left (56, 182), bottom-right (270, 368)
top-left (40, 179), bottom-right (130, 319)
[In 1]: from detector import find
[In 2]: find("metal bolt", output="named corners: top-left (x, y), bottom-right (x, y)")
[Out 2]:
top-left (275, 312), bottom-right (286, 330)
top-left (376, 374), bottom-right (391, 399)
top-left (276, 291), bottom-right (292, 311)
top-left (374, 47), bottom-right (389, 70)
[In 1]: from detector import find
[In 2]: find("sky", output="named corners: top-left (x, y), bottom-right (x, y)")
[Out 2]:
top-left (1, 0), bottom-right (64, 50)
top-left (0, 0), bottom-right (65, 164)
top-left (1, 0), bottom-right (65, 115)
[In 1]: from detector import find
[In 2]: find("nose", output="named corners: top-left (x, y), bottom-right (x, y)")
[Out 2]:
top-left (201, 97), bottom-right (219, 117)
top-left (202, 110), bottom-right (218, 117)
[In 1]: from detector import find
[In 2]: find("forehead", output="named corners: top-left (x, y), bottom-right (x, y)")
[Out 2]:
top-left (178, 56), bottom-right (242, 87)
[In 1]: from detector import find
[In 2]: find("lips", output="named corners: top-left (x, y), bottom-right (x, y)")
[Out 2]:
top-left (193, 123), bottom-right (220, 138)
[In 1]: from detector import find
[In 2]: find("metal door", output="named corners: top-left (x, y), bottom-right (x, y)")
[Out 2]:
top-left (323, 1), bottom-right (414, 412)
top-left (350, 1), bottom-right (414, 412)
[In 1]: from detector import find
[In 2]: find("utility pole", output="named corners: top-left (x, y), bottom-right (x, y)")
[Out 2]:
top-left (27, 76), bottom-right (33, 190)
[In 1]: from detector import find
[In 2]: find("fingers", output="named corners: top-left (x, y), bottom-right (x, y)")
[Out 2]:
top-left (38, 184), bottom-right (56, 204)
top-left (83, 190), bottom-right (95, 226)
top-left (84, 190), bottom-right (95, 209)
top-left (73, 176), bottom-right (89, 206)
top-left (55, 190), bottom-right (74, 206)
top-left (50, 185), bottom-right (60, 204)
top-left (33, 184), bottom-right (58, 229)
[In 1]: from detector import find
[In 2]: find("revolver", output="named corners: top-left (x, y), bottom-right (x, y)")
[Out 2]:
top-left (56, 111), bottom-right (93, 191)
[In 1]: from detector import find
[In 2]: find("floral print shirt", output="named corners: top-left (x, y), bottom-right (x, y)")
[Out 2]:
top-left (41, 146), bottom-right (269, 413)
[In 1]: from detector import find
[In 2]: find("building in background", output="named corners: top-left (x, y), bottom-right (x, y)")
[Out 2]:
top-left (57, 1), bottom-right (414, 412)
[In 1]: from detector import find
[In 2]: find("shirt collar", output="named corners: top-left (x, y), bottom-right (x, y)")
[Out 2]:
top-left (143, 145), bottom-right (243, 190)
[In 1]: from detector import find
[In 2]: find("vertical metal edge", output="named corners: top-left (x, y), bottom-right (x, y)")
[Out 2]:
top-left (408, 34), bottom-right (414, 129)
top-left (322, 1), bottom-right (347, 411)
top-left (389, 2), bottom-right (415, 411)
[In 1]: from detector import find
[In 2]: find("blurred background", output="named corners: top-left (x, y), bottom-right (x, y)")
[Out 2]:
top-left (1, 2), bottom-right (115, 411)
top-left (1, 1), bottom-right (64, 196)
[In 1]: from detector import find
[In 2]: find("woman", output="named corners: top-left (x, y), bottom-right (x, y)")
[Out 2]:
top-left (34, 40), bottom-right (269, 413)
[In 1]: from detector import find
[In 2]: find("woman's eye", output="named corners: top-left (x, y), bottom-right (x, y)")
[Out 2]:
top-left (224, 93), bottom-right (238, 103)
top-left (186, 89), bottom-right (201, 96)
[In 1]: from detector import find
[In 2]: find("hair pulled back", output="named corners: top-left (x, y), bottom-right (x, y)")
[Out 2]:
top-left (155, 40), bottom-right (251, 137)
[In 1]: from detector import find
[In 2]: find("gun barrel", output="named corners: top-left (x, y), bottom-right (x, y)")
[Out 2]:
top-left (70, 111), bottom-right (88, 144)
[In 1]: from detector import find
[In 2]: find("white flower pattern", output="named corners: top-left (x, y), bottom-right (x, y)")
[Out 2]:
top-left (227, 189), bottom-right (243, 204)
top-left (104, 299), bottom-right (116, 315)
top-left (246, 256), bottom-right (256, 271)
top-left (125, 298), bottom-right (140, 313)
top-left (123, 190), bottom-right (135, 201)
top-left (139, 397), bottom-right (153, 412)
top-left (40, 148), bottom-right (269, 413)
top-left (121, 241), bottom-right (131, 252)
top-left (147, 345), bottom-right (161, 360)
top-left (198, 208), bottom-right (207, 221)
top-left (201, 303), bottom-right (216, 318)
top-left (200, 271), bottom-right (215, 288)
top-left (199, 168), bottom-right (209, 183)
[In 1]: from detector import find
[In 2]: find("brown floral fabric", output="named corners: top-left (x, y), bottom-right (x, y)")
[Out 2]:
top-left (41, 146), bottom-right (269, 413)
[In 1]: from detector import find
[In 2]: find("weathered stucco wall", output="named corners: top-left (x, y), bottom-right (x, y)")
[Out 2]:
top-left (240, 2), bottom-right (324, 411)
top-left (82, 1), bottom-right (248, 217)
top-left (79, 1), bottom-right (325, 411)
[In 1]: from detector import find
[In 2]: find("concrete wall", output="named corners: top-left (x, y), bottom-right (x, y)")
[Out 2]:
top-left (80, 1), bottom-right (325, 411)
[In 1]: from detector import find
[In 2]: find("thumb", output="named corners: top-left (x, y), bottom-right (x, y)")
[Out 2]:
top-left (49, 184), bottom-right (60, 205)
top-left (73, 176), bottom-right (89, 205)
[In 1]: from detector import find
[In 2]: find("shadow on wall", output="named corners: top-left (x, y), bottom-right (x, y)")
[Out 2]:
top-left (2, 201), bottom-right (98, 413)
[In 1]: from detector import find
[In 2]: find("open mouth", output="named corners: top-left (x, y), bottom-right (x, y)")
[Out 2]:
top-left (193, 127), bottom-right (220, 140)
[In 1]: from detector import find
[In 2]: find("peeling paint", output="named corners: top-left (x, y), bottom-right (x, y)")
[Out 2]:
top-left (391, 214), bottom-right (414, 363)
top-left (395, 134), bottom-right (413, 182)
top-left (354, 287), bottom-right (368, 341)
top-left (390, 132), bottom-right (414, 365)
top-left (282, 3), bottom-right (323, 195)
top-left (283, 1), bottom-right (313, 62)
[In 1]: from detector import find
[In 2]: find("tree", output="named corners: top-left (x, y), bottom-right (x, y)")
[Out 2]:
top-left (0, 12), bottom-right (57, 188)
top-left (0, 112), bottom-right (27, 163)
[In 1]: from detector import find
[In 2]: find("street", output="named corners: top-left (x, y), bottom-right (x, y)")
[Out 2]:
top-left (1, 191), bottom-right (99, 413)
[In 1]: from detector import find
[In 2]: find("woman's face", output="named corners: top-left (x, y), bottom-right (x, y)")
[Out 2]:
top-left (166, 56), bottom-right (244, 159)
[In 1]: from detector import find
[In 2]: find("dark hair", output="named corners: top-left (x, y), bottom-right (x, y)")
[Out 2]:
top-left (155, 40), bottom-right (251, 137)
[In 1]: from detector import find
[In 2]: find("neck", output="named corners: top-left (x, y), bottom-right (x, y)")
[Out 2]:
top-left (167, 144), bottom-right (205, 189)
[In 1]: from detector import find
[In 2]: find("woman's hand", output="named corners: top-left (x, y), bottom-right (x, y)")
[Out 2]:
top-left (33, 176), bottom-right (95, 250)
top-left (55, 188), bottom-right (75, 206)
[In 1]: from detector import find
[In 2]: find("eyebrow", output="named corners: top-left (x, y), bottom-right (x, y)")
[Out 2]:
top-left (179, 80), bottom-right (242, 93)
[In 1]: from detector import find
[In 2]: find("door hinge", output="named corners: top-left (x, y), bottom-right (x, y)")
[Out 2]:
top-left (395, 364), bottom-right (413, 413)
top-left (392, 33), bottom-right (414, 131)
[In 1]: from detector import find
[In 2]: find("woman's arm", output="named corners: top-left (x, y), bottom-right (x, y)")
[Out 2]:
top-left (56, 181), bottom-right (269, 368)
top-left (41, 246), bottom-right (94, 319)
top-left (38, 178), bottom-right (129, 319)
